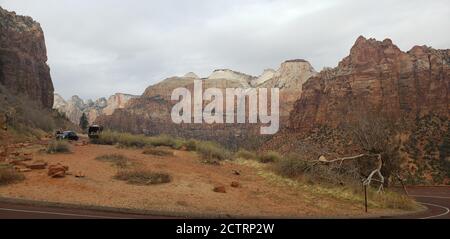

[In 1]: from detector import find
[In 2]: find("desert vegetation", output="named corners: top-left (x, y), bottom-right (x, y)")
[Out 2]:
top-left (46, 140), bottom-right (71, 154)
top-left (93, 131), bottom-right (231, 164)
top-left (143, 147), bottom-right (173, 156)
top-left (95, 153), bottom-right (132, 168)
top-left (0, 167), bottom-right (25, 186)
top-left (90, 129), bottom-right (418, 210)
top-left (0, 85), bottom-right (77, 138)
top-left (114, 170), bottom-right (172, 185)
top-left (257, 151), bottom-right (282, 163)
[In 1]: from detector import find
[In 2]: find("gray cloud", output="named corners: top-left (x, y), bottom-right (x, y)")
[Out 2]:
top-left (0, 0), bottom-right (449, 99)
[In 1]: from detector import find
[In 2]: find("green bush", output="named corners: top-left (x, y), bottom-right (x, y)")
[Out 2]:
top-left (143, 147), bottom-right (173, 156)
top-left (147, 134), bottom-right (178, 148)
top-left (273, 154), bottom-right (311, 178)
top-left (0, 168), bottom-right (25, 185)
top-left (114, 170), bottom-right (172, 185)
top-left (183, 139), bottom-right (198, 151)
top-left (236, 149), bottom-right (256, 160)
top-left (93, 131), bottom-right (184, 149)
top-left (196, 141), bottom-right (231, 164)
top-left (257, 151), bottom-right (281, 163)
top-left (46, 141), bottom-right (71, 154)
top-left (95, 154), bottom-right (131, 168)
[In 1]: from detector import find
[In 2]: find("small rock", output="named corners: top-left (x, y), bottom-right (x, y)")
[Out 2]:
top-left (232, 170), bottom-right (241, 176)
top-left (19, 168), bottom-right (32, 173)
top-left (22, 153), bottom-right (33, 161)
top-left (75, 171), bottom-right (85, 178)
top-left (26, 162), bottom-right (47, 169)
top-left (48, 163), bottom-right (68, 178)
top-left (231, 181), bottom-right (240, 188)
top-left (213, 186), bottom-right (226, 193)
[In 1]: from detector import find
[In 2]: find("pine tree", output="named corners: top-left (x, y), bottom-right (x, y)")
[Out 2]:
top-left (79, 113), bottom-right (89, 132)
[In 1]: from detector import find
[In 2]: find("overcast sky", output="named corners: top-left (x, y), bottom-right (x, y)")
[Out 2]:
top-left (0, 0), bottom-right (449, 100)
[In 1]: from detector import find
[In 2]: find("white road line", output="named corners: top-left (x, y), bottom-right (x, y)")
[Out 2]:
top-left (410, 195), bottom-right (450, 199)
top-left (0, 207), bottom-right (131, 219)
top-left (419, 203), bottom-right (450, 219)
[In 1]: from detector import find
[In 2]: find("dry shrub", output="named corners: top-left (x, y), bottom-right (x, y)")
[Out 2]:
top-left (0, 168), bottom-right (25, 185)
top-left (236, 149), bottom-right (256, 160)
top-left (143, 147), bottom-right (173, 156)
top-left (257, 151), bottom-right (281, 163)
top-left (92, 131), bottom-right (184, 149)
top-left (273, 153), bottom-right (360, 186)
top-left (95, 153), bottom-right (131, 168)
top-left (114, 170), bottom-right (171, 185)
top-left (195, 141), bottom-right (231, 164)
top-left (46, 140), bottom-right (71, 154)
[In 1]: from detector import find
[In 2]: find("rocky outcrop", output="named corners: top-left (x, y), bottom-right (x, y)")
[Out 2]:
top-left (289, 36), bottom-right (449, 131)
top-left (53, 93), bottom-right (138, 124)
top-left (0, 7), bottom-right (54, 108)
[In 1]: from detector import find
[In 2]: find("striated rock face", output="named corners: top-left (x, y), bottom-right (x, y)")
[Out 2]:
top-left (184, 72), bottom-right (199, 79)
top-left (289, 36), bottom-right (449, 131)
top-left (208, 69), bottom-right (255, 88)
top-left (53, 93), bottom-right (138, 125)
top-left (0, 7), bottom-right (54, 108)
top-left (260, 59), bottom-right (317, 89)
top-left (96, 61), bottom-right (317, 149)
top-left (263, 36), bottom-right (449, 184)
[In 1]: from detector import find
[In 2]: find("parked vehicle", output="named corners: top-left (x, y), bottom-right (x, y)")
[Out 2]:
top-left (56, 131), bottom-right (79, 141)
top-left (88, 125), bottom-right (103, 139)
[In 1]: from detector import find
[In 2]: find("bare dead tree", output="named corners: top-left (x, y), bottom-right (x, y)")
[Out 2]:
top-left (313, 112), bottom-right (401, 193)
top-left (316, 153), bottom-right (385, 192)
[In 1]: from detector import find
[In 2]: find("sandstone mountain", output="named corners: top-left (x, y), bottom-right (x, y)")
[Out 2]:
top-left (96, 60), bottom-right (317, 149)
top-left (0, 7), bottom-right (74, 139)
top-left (0, 6), bottom-right (53, 109)
top-left (289, 36), bottom-right (449, 131)
top-left (53, 93), bottom-right (138, 125)
top-left (266, 36), bottom-right (449, 184)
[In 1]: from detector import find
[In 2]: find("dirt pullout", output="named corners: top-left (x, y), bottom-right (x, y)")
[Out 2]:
top-left (0, 142), bottom-right (400, 218)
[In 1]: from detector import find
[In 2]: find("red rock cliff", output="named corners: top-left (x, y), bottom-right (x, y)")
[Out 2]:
top-left (289, 36), bottom-right (449, 131)
top-left (0, 7), bottom-right (54, 108)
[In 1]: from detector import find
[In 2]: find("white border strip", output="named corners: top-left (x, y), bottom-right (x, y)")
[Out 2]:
top-left (0, 207), bottom-right (130, 219)
top-left (419, 203), bottom-right (449, 219)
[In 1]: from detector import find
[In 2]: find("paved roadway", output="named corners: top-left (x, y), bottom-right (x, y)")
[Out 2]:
top-left (0, 186), bottom-right (448, 219)
top-left (392, 186), bottom-right (450, 219)
top-left (0, 201), bottom-right (174, 219)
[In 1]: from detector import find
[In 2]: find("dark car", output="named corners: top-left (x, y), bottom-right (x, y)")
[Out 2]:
top-left (88, 125), bottom-right (103, 139)
top-left (56, 131), bottom-right (79, 141)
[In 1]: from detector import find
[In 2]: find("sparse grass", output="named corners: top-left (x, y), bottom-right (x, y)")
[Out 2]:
top-left (183, 139), bottom-right (198, 151)
top-left (273, 154), bottom-right (310, 178)
top-left (143, 147), bottom-right (173, 156)
top-left (114, 170), bottom-right (172, 185)
top-left (235, 149), bottom-right (256, 160)
top-left (95, 154), bottom-right (132, 168)
top-left (93, 131), bottom-right (232, 164)
top-left (93, 131), bottom-right (184, 149)
top-left (0, 168), bottom-right (25, 186)
top-left (195, 141), bottom-right (231, 164)
top-left (235, 159), bottom-right (420, 211)
top-left (257, 151), bottom-right (281, 163)
top-left (46, 140), bottom-right (71, 154)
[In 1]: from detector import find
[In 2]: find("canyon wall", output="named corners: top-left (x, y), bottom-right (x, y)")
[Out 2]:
top-left (0, 7), bottom-right (54, 109)
top-left (289, 36), bottom-right (449, 131)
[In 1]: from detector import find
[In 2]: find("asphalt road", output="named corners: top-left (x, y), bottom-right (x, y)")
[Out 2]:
top-left (0, 201), bottom-right (174, 219)
top-left (0, 186), bottom-right (448, 219)
top-left (391, 186), bottom-right (450, 219)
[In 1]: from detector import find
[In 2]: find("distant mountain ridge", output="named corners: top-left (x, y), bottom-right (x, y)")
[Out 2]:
top-left (53, 93), bottom-right (138, 125)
